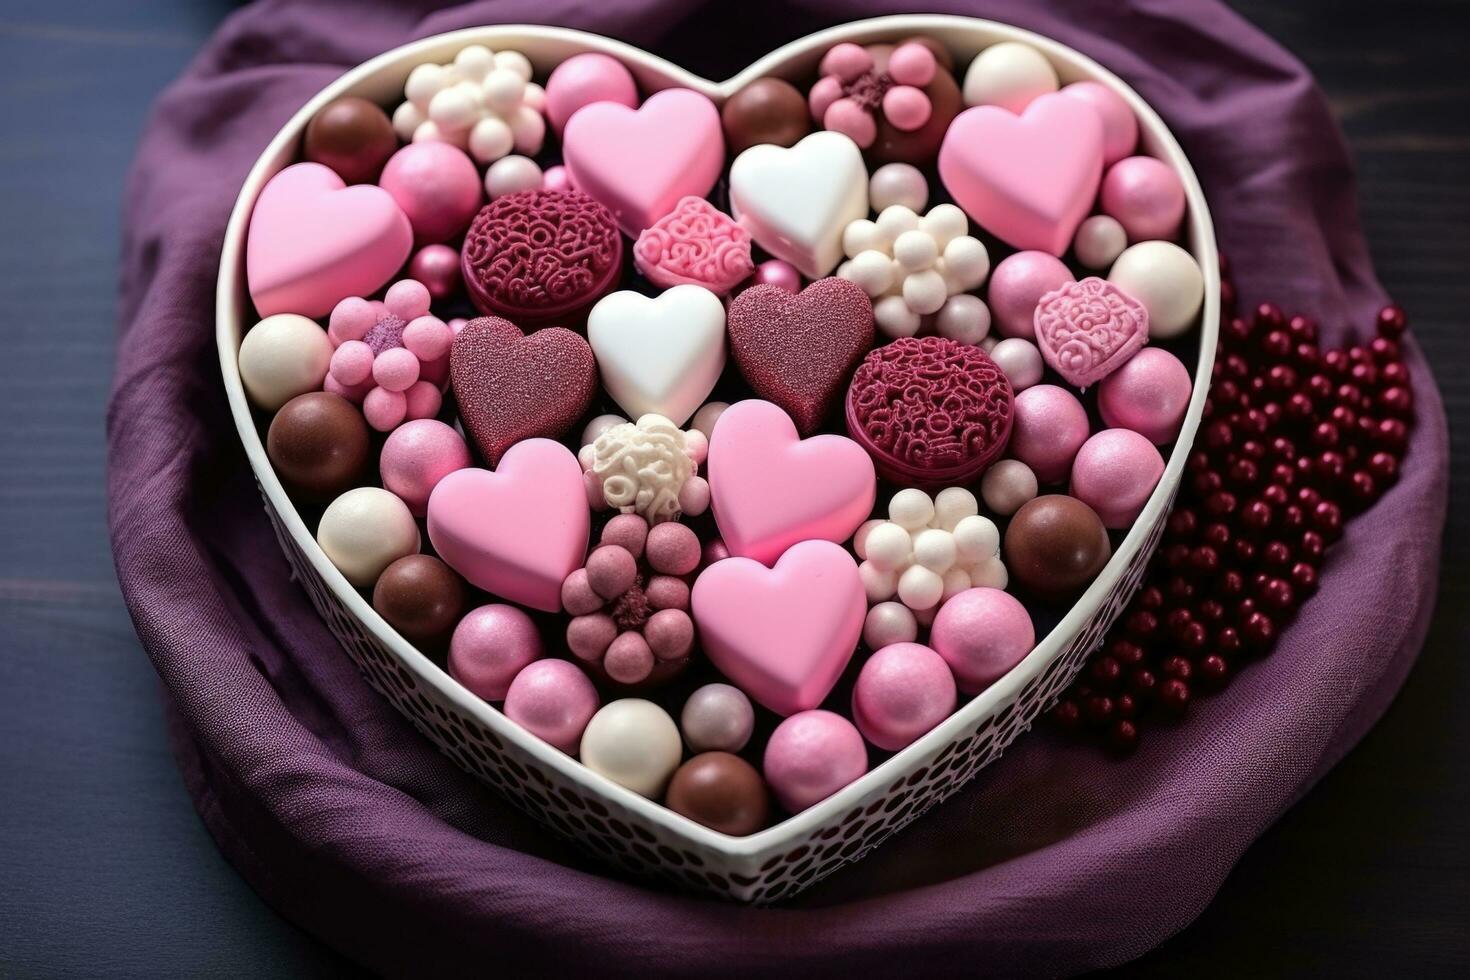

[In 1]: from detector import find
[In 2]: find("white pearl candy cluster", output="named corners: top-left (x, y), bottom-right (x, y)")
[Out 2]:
top-left (854, 487), bottom-right (1007, 623)
top-left (837, 204), bottom-right (993, 344)
top-left (393, 45), bottom-right (547, 164)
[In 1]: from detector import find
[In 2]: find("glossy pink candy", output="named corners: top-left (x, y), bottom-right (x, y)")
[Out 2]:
top-left (706, 399), bottom-right (876, 566)
top-left (246, 162), bottom-right (412, 318)
top-left (938, 93), bottom-right (1104, 256)
top-left (426, 438), bottom-right (590, 612)
top-left (692, 539), bottom-right (866, 717)
top-left (562, 88), bottom-right (725, 238)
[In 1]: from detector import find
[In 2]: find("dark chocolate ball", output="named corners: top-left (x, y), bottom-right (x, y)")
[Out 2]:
top-left (721, 77), bottom-right (811, 156)
top-left (665, 751), bottom-right (769, 836)
top-left (266, 392), bottom-right (370, 501)
top-left (372, 555), bottom-right (466, 650)
top-left (304, 96), bottom-right (398, 184)
top-left (1003, 494), bottom-right (1112, 601)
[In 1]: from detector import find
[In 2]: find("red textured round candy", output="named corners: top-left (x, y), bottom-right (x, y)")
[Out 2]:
top-left (846, 336), bottom-right (1014, 486)
top-left (460, 188), bottom-right (622, 327)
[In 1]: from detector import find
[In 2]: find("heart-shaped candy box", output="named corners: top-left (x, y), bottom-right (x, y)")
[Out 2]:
top-left (217, 16), bottom-right (1218, 903)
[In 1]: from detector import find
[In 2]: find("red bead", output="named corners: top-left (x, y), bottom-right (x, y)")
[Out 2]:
top-left (1316, 451), bottom-right (1346, 483)
top-left (1180, 621), bottom-right (1208, 650)
top-left (1312, 500), bottom-right (1343, 540)
top-left (1307, 374), bottom-right (1333, 399)
top-left (1189, 545), bottom-right (1221, 575)
top-left (1288, 314), bottom-right (1318, 343)
top-left (1115, 694), bottom-right (1137, 719)
top-left (1259, 578), bottom-right (1295, 611)
top-left (1376, 418), bottom-right (1408, 451)
top-left (1162, 655), bottom-right (1193, 680)
top-left (1220, 570), bottom-right (1245, 597)
top-left (1165, 607), bottom-right (1194, 635)
top-left (1106, 719), bottom-right (1139, 754)
top-left (1198, 599), bottom-right (1226, 624)
top-left (1300, 530), bottom-right (1325, 561)
top-left (1085, 694), bottom-right (1115, 725)
top-left (1369, 336), bottom-right (1400, 363)
top-left (1203, 522), bottom-right (1231, 547)
top-left (1349, 470), bottom-right (1377, 504)
top-left (1241, 500), bottom-right (1273, 532)
top-left (1198, 654), bottom-right (1230, 689)
top-left (1290, 562), bottom-right (1318, 594)
top-left (1090, 655), bottom-right (1122, 688)
top-left (1262, 484), bottom-right (1289, 507)
top-left (1263, 540), bottom-right (1291, 567)
top-left (1242, 610), bottom-right (1276, 650)
top-left (1052, 699), bottom-right (1082, 730)
top-left (1376, 304), bottom-right (1407, 338)
top-left (1217, 626), bottom-right (1243, 655)
top-left (1137, 587), bottom-right (1165, 612)
top-left (1368, 451), bottom-right (1398, 483)
top-left (1128, 667), bottom-right (1158, 698)
top-left (1379, 386), bottom-right (1413, 417)
top-left (1229, 458), bottom-right (1260, 487)
top-left (1323, 349), bottom-right (1349, 377)
top-left (1233, 537), bottom-right (1257, 563)
top-left (1163, 543), bottom-right (1190, 571)
top-left (1280, 504), bottom-right (1305, 531)
top-left (1254, 302), bottom-right (1284, 329)
top-left (1205, 491), bottom-right (1238, 517)
top-left (1157, 678), bottom-right (1191, 716)
top-left (1126, 610), bottom-right (1159, 640)
top-left (1167, 508), bottom-right (1198, 539)
top-left (1110, 639), bottom-right (1146, 666)
top-left (1267, 363), bottom-right (1297, 391)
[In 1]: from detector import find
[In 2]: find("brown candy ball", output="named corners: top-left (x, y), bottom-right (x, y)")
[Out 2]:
top-left (266, 392), bottom-right (370, 501)
top-left (1003, 494), bottom-right (1113, 601)
top-left (304, 96), bottom-right (398, 185)
top-left (721, 77), bottom-right (811, 156)
top-left (372, 555), bottom-right (466, 650)
top-left (664, 751), bottom-right (769, 837)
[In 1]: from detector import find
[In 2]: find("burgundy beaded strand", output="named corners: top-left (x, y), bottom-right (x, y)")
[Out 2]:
top-left (1052, 254), bottom-right (1415, 755)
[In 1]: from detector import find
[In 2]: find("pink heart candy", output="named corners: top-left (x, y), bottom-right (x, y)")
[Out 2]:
top-left (562, 88), bottom-right (725, 238)
top-left (1033, 277), bottom-right (1150, 388)
top-left (692, 539), bottom-right (866, 716)
top-left (938, 93), bottom-right (1104, 256)
top-left (246, 162), bottom-right (413, 318)
top-left (426, 439), bottom-right (589, 612)
top-left (707, 399), bottom-right (876, 567)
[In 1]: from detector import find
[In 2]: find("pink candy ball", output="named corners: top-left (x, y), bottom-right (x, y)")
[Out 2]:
top-left (403, 379), bottom-right (442, 420)
top-left (1101, 156), bottom-right (1186, 242)
top-left (328, 297), bottom-right (377, 345)
top-left (1059, 80), bottom-right (1138, 165)
top-left (329, 340), bottom-right (374, 385)
top-left (644, 608), bottom-right (694, 661)
top-left (407, 244), bottom-right (463, 302)
top-left (824, 98), bottom-right (876, 147)
top-left (402, 315), bottom-right (453, 362)
top-left (1009, 384), bottom-right (1091, 484)
top-left (752, 259), bottom-right (800, 293)
top-left (362, 386), bottom-right (407, 432)
top-left (987, 251), bottom-right (1074, 339)
top-left (378, 142), bottom-right (483, 245)
top-left (372, 346), bottom-right (420, 392)
top-left (646, 522), bottom-right (701, 576)
top-left (1098, 347), bottom-right (1193, 444)
top-left (887, 42), bottom-right (937, 87)
top-left (820, 42), bottom-right (873, 82)
top-left (601, 513), bottom-right (649, 558)
top-left (882, 85), bottom-right (931, 131)
top-left (1069, 428), bottom-right (1165, 528)
top-left (605, 631), bottom-right (654, 684)
top-left (681, 683), bottom-right (755, 753)
top-left (930, 588), bottom-right (1036, 694)
top-left (504, 659), bottom-right (600, 754)
top-left (544, 53), bottom-right (638, 135)
top-left (763, 710), bottom-right (868, 813)
top-left (852, 642), bottom-right (957, 751)
top-left (449, 604), bottom-right (543, 702)
top-left (383, 279), bottom-right (432, 321)
top-left (586, 544), bottom-right (638, 599)
top-left (380, 418), bottom-right (471, 516)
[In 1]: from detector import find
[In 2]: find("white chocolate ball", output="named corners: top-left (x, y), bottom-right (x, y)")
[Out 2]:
top-left (941, 566), bottom-right (972, 602)
top-left (859, 560), bottom-right (899, 602)
top-left (317, 487), bottom-right (420, 588)
top-left (691, 401), bottom-right (729, 439)
top-left (874, 295), bottom-right (922, 338)
top-left (509, 105), bottom-right (546, 154)
top-left (990, 337), bottom-right (1044, 391)
top-left (468, 115), bottom-right (514, 162)
top-left (888, 488), bottom-right (935, 530)
top-left (494, 50), bottom-right (534, 82)
top-left (912, 528), bottom-right (957, 573)
top-left (969, 556), bottom-right (1009, 590)
top-left (1074, 214), bottom-right (1128, 270)
top-left (843, 218), bottom-right (882, 258)
top-left (863, 522), bottom-right (913, 569)
top-left (852, 518), bottom-right (886, 560)
top-left (869, 163), bottom-right (929, 213)
top-left (935, 294), bottom-right (991, 346)
top-left (981, 459), bottom-right (1039, 516)
top-left (863, 601), bottom-right (920, 650)
top-left (903, 269), bottom-right (949, 315)
top-left (481, 68), bottom-right (526, 114)
top-left (942, 236), bottom-right (991, 291)
top-left (845, 250), bottom-right (897, 296)
top-left (428, 85), bottom-right (479, 132)
top-left (454, 45), bottom-right (496, 81)
top-left (579, 699), bottom-right (682, 798)
top-left (897, 564), bottom-right (945, 610)
top-left (874, 205), bottom-right (921, 243)
top-left (893, 229), bottom-right (939, 272)
top-left (405, 63), bottom-right (447, 106)
top-left (1109, 241), bottom-right (1205, 338)
top-left (933, 486), bottom-right (980, 530)
top-left (484, 154), bottom-right (543, 198)
top-left (963, 42), bottom-right (1060, 112)
top-left (952, 515), bottom-right (1000, 562)
top-left (920, 204), bottom-right (969, 249)
top-left (392, 101), bottom-right (426, 141)
top-left (238, 313), bottom-right (333, 411)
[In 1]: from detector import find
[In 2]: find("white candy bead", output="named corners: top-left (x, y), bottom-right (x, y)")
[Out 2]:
top-left (893, 229), bottom-right (939, 272)
top-left (238, 314), bottom-right (333, 411)
top-left (920, 203), bottom-right (969, 249)
top-left (963, 42), bottom-right (1060, 112)
top-left (509, 105), bottom-right (547, 154)
top-left (874, 204), bottom-right (921, 241)
top-left (398, 47), bottom-right (544, 164)
top-left (874, 295), bottom-right (922, 338)
top-left (852, 519), bottom-right (886, 561)
top-left (969, 556), bottom-right (1009, 590)
top-left (935, 294), bottom-right (991, 346)
top-left (391, 101), bottom-right (425, 141)
top-left (454, 45), bottom-right (496, 80)
top-left (952, 515), bottom-right (1000, 563)
top-left (1074, 214), bottom-right (1128, 269)
top-left (468, 115), bottom-right (515, 161)
top-left (863, 521), bottom-right (913, 570)
top-left (481, 68), bottom-right (526, 113)
top-left (869, 163), bottom-right (929, 213)
top-left (864, 601), bottom-right (920, 650)
top-left (990, 337), bottom-right (1044, 390)
top-left (902, 269), bottom-right (949, 315)
top-left (912, 528), bottom-right (957, 573)
top-left (932, 486), bottom-right (979, 530)
top-left (1108, 240), bottom-right (1205, 338)
top-left (888, 488), bottom-right (936, 530)
top-left (494, 50), bottom-right (534, 82)
top-left (942, 236), bottom-right (991, 291)
top-left (484, 154), bottom-right (543, 199)
top-left (579, 699), bottom-right (682, 798)
top-left (845, 250), bottom-right (897, 296)
top-left (981, 459), bottom-right (1039, 516)
top-left (405, 63), bottom-right (447, 106)
top-left (981, 335), bottom-right (999, 352)
top-left (897, 564), bottom-right (945, 611)
top-left (843, 218), bottom-right (881, 258)
top-left (859, 560), bottom-right (899, 602)
top-left (941, 566), bottom-right (972, 601)
top-left (428, 85), bottom-right (479, 132)
top-left (316, 487), bottom-right (420, 588)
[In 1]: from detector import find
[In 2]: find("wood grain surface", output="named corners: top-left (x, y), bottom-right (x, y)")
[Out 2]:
top-left (0, 1), bottom-right (1464, 975)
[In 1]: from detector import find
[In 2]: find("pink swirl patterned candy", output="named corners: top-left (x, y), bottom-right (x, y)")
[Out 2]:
top-left (633, 196), bottom-right (754, 294)
top-left (1033, 276), bottom-right (1149, 389)
top-left (845, 337), bottom-right (1014, 487)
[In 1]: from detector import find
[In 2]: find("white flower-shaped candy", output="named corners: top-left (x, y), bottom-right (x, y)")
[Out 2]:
top-left (852, 487), bottom-right (1007, 614)
top-left (838, 204), bottom-right (993, 345)
top-left (393, 45), bottom-right (547, 164)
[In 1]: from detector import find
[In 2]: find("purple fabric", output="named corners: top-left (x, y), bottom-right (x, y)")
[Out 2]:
top-left (108, 0), bottom-right (1449, 974)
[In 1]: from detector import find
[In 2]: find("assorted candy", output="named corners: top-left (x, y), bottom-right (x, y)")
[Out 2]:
top-left (239, 33), bottom-right (1230, 836)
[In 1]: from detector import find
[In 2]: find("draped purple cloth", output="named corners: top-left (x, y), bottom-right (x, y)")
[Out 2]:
top-left (108, 0), bottom-right (1449, 974)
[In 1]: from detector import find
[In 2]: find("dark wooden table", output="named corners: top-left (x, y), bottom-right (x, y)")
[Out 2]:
top-left (0, 1), bottom-right (1465, 975)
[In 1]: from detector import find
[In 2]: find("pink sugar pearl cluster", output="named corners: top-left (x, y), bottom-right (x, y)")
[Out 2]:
top-left (561, 515), bottom-right (702, 685)
top-left (809, 41), bottom-right (937, 148)
top-left (325, 279), bottom-right (452, 432)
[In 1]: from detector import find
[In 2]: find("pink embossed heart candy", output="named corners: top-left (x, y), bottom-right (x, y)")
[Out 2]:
top-left (692, 539), bottom-right (866, 716)
top-left (633, 196), bottom-right (753, 294)
top-left (1033, 277), bottom-right (1150, 388)
top-left (938, 93), bottom-right (1104, 256)
top-left (427, 439), bottom-right (589, 612)
top-left (562, 88), bottom-right (725, 238)
top-left (707, 399), bottom-right (876, 567)
top-left (246, 162), bottom-right (413, 318)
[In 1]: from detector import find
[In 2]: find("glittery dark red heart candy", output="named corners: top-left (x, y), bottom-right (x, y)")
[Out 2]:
top-left (450, 316), bottom-right (596, 467)
top-left (726, 277), bottom-right (875, 436)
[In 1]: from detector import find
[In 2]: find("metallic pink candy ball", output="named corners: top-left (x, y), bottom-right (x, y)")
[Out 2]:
top-left (380, 419), bottom-right (471, 517)
top-left (1101, 155), bottom-right (1186, 242)
top-left (763, 710), bottom-right (867, 813)
top-left (751, 259), bottom-right (801, 294)
top-left (1059, 80), bottom-right (1138, 165)
top-left (929, 587), bottom-right (1036, 694)
top-left (378, 141), bottom-right (483, 245)
top-left (987, 250), bottom-right (1074, 339)
top-left (1069, 428), bottom-right (1166, 528)
top-left (680, 683), bottom-right (755, 753)
top-left (448, 604), bottom-right (543, 702)
top-left (1008, 384), bottom-right (1091, 484)
top-left (503, 658), bottom-right (600, 754)
top-left (852, 642), bottom-right (957, 751)
top-left (1097, 347), bottom-right (1193, 444)
top-left (407, 243), bottom-right (463, 302)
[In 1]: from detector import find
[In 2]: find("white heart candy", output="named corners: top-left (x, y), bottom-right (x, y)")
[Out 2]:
top-left (587, 284), bottom-right (727, 426)
top-left (728, 131), bottom-right (870, 279)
